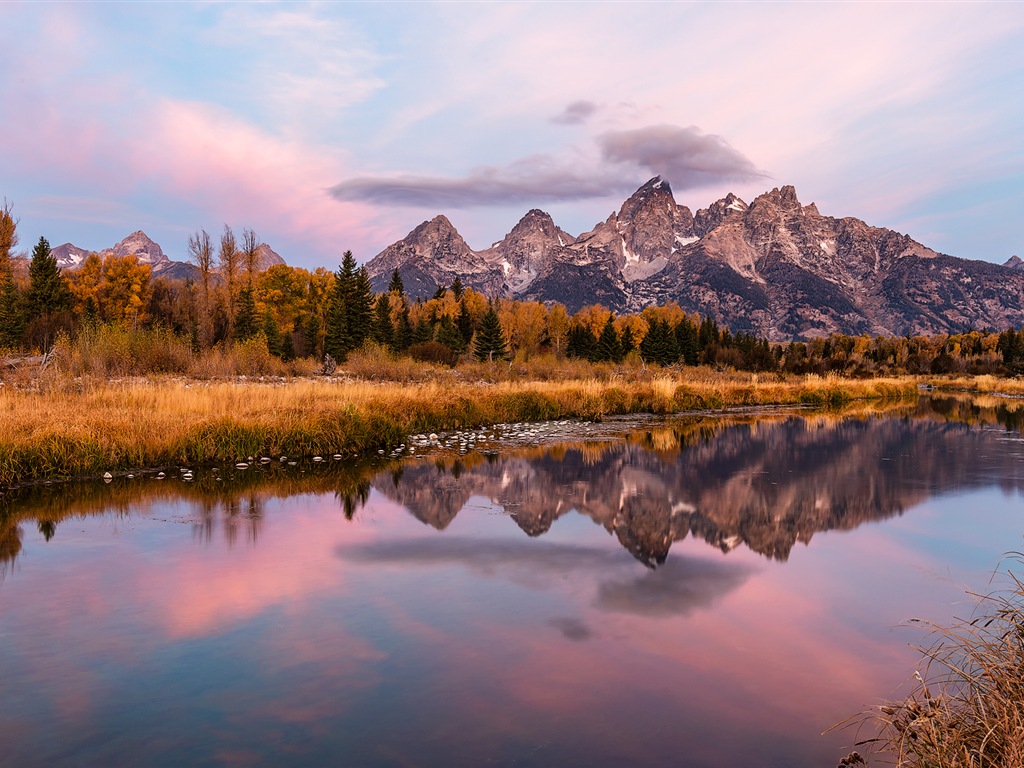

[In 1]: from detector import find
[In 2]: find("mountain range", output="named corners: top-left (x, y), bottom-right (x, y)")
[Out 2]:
top-left (366, 178), bottom-right (1024, 340)
top-left (50, 231), bottom-right (285, 281)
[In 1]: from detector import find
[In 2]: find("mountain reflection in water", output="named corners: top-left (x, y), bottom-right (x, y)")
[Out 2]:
top-left (4, 396), bottom-right (1024, 768)
top-left (370, 403), bottom-right (1024, 566)
top-left (3, 396), bottom-right (1024, 575)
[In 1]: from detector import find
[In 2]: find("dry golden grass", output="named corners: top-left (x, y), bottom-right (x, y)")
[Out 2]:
top-left (833, 559), bottom-right (1024, 767)
top-left (927, 374), bottom-right (1024, 397)
top-left (0, 372), bottom-right (917, 486)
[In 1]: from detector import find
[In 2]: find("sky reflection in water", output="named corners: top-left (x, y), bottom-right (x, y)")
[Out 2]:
top-left (2, 400), bottom-right (1024, 767)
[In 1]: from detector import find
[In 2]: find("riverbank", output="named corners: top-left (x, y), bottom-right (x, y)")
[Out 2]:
top-left (0, 371), bottom-right (916, 487)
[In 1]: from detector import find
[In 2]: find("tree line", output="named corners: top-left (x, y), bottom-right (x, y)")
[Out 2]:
top-left (1, 200), bottom-right (1022, 375)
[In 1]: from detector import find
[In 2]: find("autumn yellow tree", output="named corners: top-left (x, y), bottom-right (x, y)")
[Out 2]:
top-left (99, 255), bottom-right (152, 326)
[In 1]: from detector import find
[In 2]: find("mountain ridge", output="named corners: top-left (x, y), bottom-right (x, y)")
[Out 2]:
top-left (366, 178), bottom-right (1024, 340)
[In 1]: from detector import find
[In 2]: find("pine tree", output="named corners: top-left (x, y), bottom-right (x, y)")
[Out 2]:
top-left (324, 258), bottom-right (353, 360)
top-left (620, 325), bottom-right (636, 356)
top-left (0, 199), bottom-right (20, 348)
top-left (474, 306), bottom-right (509, 362)
top-left (436, 314), bottom-right (464, 353)
top-left (457, 301), bottom-right (474, 347)
top-left (263, 310), bottom-right (283, 357)
top-left (676, 317), bottom-right (700, 366)
top-left (393, 303), bottom-right (412, 351)
top-left (347, 267), bottom-right (374, 348)
top-left (450, 275), bottom-right (464, 301)
top-left (388, 268), bottom-right (405, 296)
top-left (233, 286), bottom-right (259, 342)
top-left (432, 284), bottom-right (447, 300)
top-left (372, 293), bottom-right (393, 347)
top-left (567, 324), bottom-right (598, 361)
top-left (640, 319), bottom-right (679, 367)
top-left (411, 317), bottom-right (434, 345)
top-left (595, 316), bottom-right (621, 362)
top-left (25, 236), bottom-right (71, 321)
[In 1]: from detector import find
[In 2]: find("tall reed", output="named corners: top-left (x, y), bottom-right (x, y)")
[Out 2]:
top-left (833, 559), bottom-right (1024, 767)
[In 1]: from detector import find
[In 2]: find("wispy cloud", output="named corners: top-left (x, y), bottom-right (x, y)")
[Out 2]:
top-left (330, 124), bottom-right (764, 208)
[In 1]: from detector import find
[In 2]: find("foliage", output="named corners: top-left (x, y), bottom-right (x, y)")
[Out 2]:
top-left (474, 306), bottom-right (509, 362)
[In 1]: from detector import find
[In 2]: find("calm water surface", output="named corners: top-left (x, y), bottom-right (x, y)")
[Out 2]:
top-left (2, 397), bottom-right (1024, 767)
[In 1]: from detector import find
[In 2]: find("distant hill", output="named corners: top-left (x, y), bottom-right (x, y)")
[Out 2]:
top-left (51, 232), bottom-right (286, 282)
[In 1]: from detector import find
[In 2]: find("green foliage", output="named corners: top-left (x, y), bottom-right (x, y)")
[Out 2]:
top-left (436, 314), bottom-right (464, 353)
top-left (388, 268), bottom-right (405, 296)
top-left (594, 316), bottom-right (622, 362)
top-left (372, 293), bottom-right (393, 347)
top-left (25, 236), bottom-right (71, 321)
top-left (473, 306), bottom-right (509, 362)
top-left (233, 286), bottom-right (259, 342)
top-left (640, 319), bottom-right (679, 366)
top-left (566, 323), bottom-right (598, 361)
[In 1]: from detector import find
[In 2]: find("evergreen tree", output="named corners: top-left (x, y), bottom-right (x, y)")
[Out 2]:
top-left (595, 316), bottom-right (621, 362)
top-left (450, 275), bottom-right (464, 300)
top-left (372, 292), bottom-right (393, 347)
top-left (0, 264), bottom-right (21, 349)
top-left (347, 267), bottom-right (374, 348)
top-left (431, 284), bottom-right (447, 301)
top-left (676, 317), bottom-right (700, 365)
top-left (436, 314), bottom-right (464, 353)
top-left (263, 310), bottom-right (283, 357)
top-left (324, 257), bottom-right (354, 360)
top-left (393, 303), bottom-right (412, 351)
top-left (233, 286), bottom-right (259, 342)
top-left (25, 236), bottom-right (71, 321)
top-left (474, 306), bottom-right (509, 362)
top-left (457, 300), bottom-right (474, 347)
top-left (566, 323), bottom-right (598, 361)
top-left (640, 319), bottom-right (678, 367)
top-left (698, 315), bottom-right (719, 360)
top-left (411, 317), bottom-right (434, 345)
top-left (620, 325), bottom-right (636, 356)
top-left (282, 322), bottom-right (297, 361)
top-left (388, 268), bottom-right (405, 296)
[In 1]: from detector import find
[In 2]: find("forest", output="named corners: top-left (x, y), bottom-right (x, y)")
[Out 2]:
top-left (2, 205), bottom-right (1023, 379)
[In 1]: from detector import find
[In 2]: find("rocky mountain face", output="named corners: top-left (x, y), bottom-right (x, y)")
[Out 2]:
top-left (51, 232), bottom-right (286, 282)
top-left (366, 178), bottom-right (1024, 340)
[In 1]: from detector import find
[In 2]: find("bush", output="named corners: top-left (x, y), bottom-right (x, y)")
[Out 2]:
top-left (408, 340), bottom-right (459, 367)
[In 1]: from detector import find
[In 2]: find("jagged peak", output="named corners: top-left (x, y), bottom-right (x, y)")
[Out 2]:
top-left (751, 185), bottom-right (803, 211)
top-left (1005, 255), bottom-right (1024, 270)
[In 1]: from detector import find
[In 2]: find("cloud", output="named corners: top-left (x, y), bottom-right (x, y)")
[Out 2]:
top-left (598, 124), bottom-right (767, 188)
top-left (551, 100), bottom-right (599, 125)
top-left (330, 124), bottom-right (764, 208)
top-left (336, 535), bottom-right (751, 616)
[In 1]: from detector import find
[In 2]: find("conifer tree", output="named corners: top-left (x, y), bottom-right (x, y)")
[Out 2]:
top-left (0, 200), bottom-right (19, 348)
top-left (676, 317), bottom-right (700, 366)
top-left (388, 268), bottom-right (405, 296)
top-left (474, 306), bottom-right (509, 362)
top-left (432, 284), bottom-right (447, 301)
top-left (393, 303), bottom-right (412, 351)
top-left (620, 325), bottom-right (636, 356)
top-left (372, 292), bottom-right (393, 347)
top-left (25, 236), bottom-right (71, 321)
top-left (233, 286), bottom-right (258, 342)
top-left (324, 259), bottom-right (353, 360)
top-left (457, 300), bottom-right (474, 347)
top-left (347, 266), bottom-right (374, 348)
top-left (263, 310), bottom-right (283, 357)
top-left (595, 315), bottom-right (621, 362)
top-left (567, 323), bottom-right (598, 360)
top-left (436, 314), bottom-right (464, 353)
top-left (450, 275), bottom-right (464, 300)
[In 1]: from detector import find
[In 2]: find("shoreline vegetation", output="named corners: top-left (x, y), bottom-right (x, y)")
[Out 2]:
top-left (833, 559), bottom-right (1024, 768)
top-left (0, 352), bottom-right (919, 487)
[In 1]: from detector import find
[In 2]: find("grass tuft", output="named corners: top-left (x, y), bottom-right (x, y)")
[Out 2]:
top-left (832, 557), bottom-right (1024, 767)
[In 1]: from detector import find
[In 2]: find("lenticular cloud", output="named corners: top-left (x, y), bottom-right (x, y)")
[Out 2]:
top-left (329, 124), bottom-right (765, 208)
